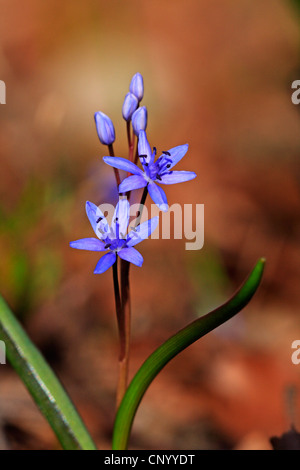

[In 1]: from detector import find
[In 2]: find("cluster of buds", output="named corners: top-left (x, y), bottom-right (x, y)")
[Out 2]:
top-left (94, 73), bottom-right (147, 146)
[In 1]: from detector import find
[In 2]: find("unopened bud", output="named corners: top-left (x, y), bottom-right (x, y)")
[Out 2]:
top-left (122, 92), bottom-right (138, 121)
top-left (129, 73), bottom-right (144, 102)
top-left (94, 111), bottom-right (115, 145)
top-left (132, 106), bottom-right (147, 136)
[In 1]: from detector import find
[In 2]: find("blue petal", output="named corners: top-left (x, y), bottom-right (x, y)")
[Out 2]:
top-left (94, 252), bottom-right (116, 274)
top-left (103, 156), bottom-right (143, 176)
top-left (156, 185), bottom-right (168, 206)
top-left (70, 238), bottom-right (106, 251)
top-left (119, 175), bottom-right (147, 193)
top-left (118, 247), bottom-right (143, 267)
top-left (166, 144), bottom-right (189, 169)
top-left (126, 216), bottom-right (159, 247)
top-left (138, 130), bottom-right (152, 164)
top-left (111, 198), bottom-right (130, 239)
top-left (159, 171), bottom-right (197, 185)
top-left (86, 201), bottom-right (109, 237)
top-left (148, 181), bottom-right (168, 212)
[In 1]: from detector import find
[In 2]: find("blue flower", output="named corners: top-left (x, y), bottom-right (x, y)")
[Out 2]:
top-left (103, 131), bottom-right (197, 212)
top-left (132, 106), bottom-right (147, 136)
top-left (94, 111), bottom-right (115, 145)
top-left (122, 93), bottom-right (138, 121)
top-left (70, 199), bottom-right (159, 274)
top-left (129, 73), bottom-right (144, 102)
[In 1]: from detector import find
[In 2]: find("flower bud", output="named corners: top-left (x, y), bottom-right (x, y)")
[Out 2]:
top-left (129, 73), bottom-right (144, 102)
top-left (122, 92), bottom-right (138, 121)
top-left (94, 111), bottom-right (115, 145)
top-left (132, 106), bottom-right (147, 136)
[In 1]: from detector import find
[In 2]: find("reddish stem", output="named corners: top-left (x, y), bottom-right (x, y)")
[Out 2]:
top-left (108, 144), bottom-right (121, 187)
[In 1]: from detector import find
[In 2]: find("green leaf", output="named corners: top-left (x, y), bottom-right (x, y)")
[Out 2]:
top-left (0, 295), bottom-right (97, 450)
top-left (112, 258), bottom-right (265, 450)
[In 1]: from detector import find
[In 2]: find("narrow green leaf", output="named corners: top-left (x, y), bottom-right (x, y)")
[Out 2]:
top-left (112, 258), bottom-right (265, 450)
top-left (0, 295), bottom-right (97, 450)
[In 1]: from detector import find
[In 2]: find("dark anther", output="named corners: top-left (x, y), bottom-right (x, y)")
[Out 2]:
top-left (144, 162), bottom-right (149, 166)
top-left (140, 154), bottom-right (147, 159)
top-left (153, 146), bottom-right (157, 153)
top-left (96, 216), bottom-right (103, 223)
top-left (105, 243), bottom-right (111, 249)
top-left (166, 163), bottom-right (171, 168)
top-left (162, 151), bottom-right (171, 156)
top-left (156, 175), bottom-right (162, 181)
top-left (115, 217), bottom-right (119, 222)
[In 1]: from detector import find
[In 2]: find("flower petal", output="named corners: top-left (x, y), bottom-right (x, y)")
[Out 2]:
top-left (70, 238), bottom-right (106, 251)
top-left (156, 185), bottom-right (168, 206)
top-left (159, 171), bottom-right (197, 185)
top-left (86, 201), bottom-right (109, 238)
top-left (111, 198), bottom-right (130, 239)
top-left (94, 252), bottom-right (116, 274)
top-left (138, 130), bottom-right (152, 164)
top-left (103, 156), bottom-right (143, 176)
top-left (126, 216), bottom-right (159, 247)
top-left (165, 144), bottom-right (189, 169)
top-left (119, 175), bottom-right (147, 193)
top-left (148, 181), bottom-right (168, 212)
top-left (118, 247), bottom-right (143, 267)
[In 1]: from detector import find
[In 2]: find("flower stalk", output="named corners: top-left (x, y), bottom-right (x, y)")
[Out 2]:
top-left (118, 259), bottom-right (131, 407)
top-left (112, 259), bottom-right (129, 408)
top-left (108, 143), bottom-right (121, 187)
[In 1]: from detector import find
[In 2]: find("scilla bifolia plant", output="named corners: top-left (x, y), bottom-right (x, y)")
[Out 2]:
top-left (0, 73), bottom-right (265, 450)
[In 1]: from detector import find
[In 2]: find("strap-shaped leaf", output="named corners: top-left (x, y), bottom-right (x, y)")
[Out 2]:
top-left (112, 258), bottom-right (265, 449)
top-left (0, 295), bottom-right (97, 450)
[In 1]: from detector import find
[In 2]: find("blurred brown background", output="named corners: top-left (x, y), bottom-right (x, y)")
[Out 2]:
top-left (1, 0), bottom-right (300, 450)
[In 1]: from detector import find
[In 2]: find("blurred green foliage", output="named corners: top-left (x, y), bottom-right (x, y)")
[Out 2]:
top-left (0, 169), bottom-right (75, 320)
top-left (186, 248), bottom-right (230, 315)
top-left (291, 0), bottom-right (300, 10)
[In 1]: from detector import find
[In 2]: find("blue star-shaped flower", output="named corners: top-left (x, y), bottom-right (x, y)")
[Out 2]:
top-left (70, 199), bottom-right (158, 274)
top-left (103, 130), bottom-right (197, 212)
